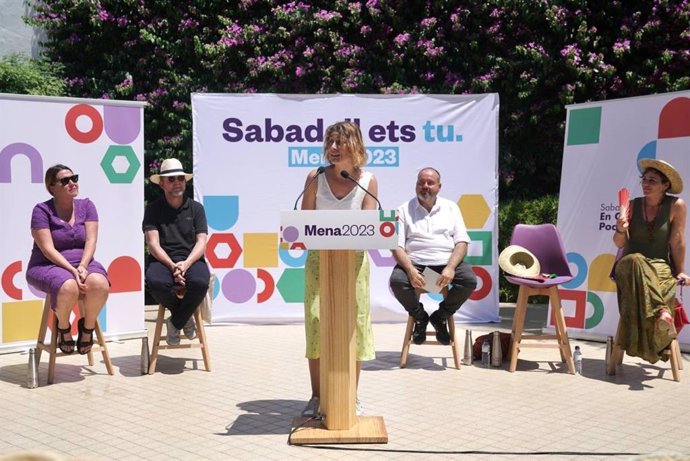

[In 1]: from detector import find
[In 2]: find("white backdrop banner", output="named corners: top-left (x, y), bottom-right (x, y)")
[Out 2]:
top-left (0, 94), bottom-right (146, 351)
top-left (558, 90), bottom-right (690, 345)
top-left (192, 93), bottom-right (499, 324)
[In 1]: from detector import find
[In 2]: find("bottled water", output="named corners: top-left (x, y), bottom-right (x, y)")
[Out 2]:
top-left (491, 331), bottom-right (502, 367)
top-left (27, 348), bottom-right (38, 389)
top-left (574, 345), bottom-right (583, 375)
top-left (481, 337), bottom-right (491, 368)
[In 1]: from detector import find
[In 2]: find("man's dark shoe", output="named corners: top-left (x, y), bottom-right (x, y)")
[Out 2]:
top-left (429, 310), bottom-right (451, 345)
top-left (412, 312), bottom-right (429, 345)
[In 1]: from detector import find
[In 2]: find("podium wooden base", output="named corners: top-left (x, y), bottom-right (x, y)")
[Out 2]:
top-left (289, 416), bottom-right (388, 444)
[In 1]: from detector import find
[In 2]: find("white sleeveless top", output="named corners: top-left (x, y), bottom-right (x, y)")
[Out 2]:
top-left (315, 171), bottom-right (372, 210)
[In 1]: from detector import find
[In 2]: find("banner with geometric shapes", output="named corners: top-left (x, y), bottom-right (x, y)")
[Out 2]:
top-left (192, 93), bottom-right (499, 324)
top-left (558, 91), bottom-right (690, 345)
top-left (0, 93), bottom-right (147, 352)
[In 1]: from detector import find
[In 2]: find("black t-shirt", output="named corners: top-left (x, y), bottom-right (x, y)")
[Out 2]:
top-left (142, 196), bottom-right (208, 262)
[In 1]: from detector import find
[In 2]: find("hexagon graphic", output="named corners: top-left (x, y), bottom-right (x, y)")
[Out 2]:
top-left (458, 194), bottom-right (490, 229)
top-left (207, 233), bottom-right (242, 268)
top-left (276, 268), bottom-right (305, 303)
top-left (100, 145), bottom-right (140, 184)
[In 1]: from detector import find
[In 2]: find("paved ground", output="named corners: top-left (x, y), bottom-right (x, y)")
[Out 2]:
top-left (0, 305), bottom-right (689, 461)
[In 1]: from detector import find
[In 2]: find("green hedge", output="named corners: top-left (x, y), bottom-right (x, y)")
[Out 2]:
top-left (0, 54), bottom-right (65, 95)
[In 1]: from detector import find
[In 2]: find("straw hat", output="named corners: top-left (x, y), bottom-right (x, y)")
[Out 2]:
top-left (498, 245), bottom-right (541, 278)
top-left (638, 158), bottom-right (683, 194)
top-left (150, 158), bottom-right (193, 185)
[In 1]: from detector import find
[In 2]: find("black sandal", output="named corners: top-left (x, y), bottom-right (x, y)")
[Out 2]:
top-left (55, 320), bottom-right (75, 354)
top-left (76, 318), bottom-right (95, 355)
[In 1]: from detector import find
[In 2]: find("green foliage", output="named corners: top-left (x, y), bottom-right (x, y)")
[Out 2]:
top-left (22, 1), bottom-right (690, 300)
top-left (0, 54), bottom-right (65, 95)
top-left (498, 194), bottom-right (559, 302)
top-left (24, 1), bottom-right (690, 203)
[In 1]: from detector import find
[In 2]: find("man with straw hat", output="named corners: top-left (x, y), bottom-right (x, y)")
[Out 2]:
top-left (143, 158), bottom-right (210, 345)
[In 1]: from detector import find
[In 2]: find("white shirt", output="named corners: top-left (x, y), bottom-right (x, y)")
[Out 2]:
top-left (396, 196), bottom-right (470, 265)
top-left (315, 171), bottom-right (372, 210)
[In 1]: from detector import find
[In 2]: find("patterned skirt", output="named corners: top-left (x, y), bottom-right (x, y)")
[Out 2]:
top-left (303, 250), bottom-right (375, 361)
top-left (614, 253), bottom-right (677, 363)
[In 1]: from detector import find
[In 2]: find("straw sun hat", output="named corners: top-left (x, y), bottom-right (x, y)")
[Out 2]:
top-left (638, 158), bottom-right (683, 194)
top-left (150, 158), bottom-right (193, 185)
top-left (498, 245), bottom-right (541, 278)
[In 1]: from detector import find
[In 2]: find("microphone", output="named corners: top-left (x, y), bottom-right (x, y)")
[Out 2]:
top-left (293, 166), bottom-right (326, 210)
top-left (340, 170), bottom-right (382, 210)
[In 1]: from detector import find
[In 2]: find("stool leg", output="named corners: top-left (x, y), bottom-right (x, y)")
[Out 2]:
top-left (669, 339), bottom-right (681, 382)
top-left (35, 297), bottom-right (51, 370)
top-left (448, 319), bottom-right (460, 369)
top-left (509, 287), bottom-right (529, 372)
top-left (608, 320), bottom-right (624, 375)
top-left (148, 305), bottom-right (165, 375)
top-left (194, 308), bottom-right (211, 372)
top-left (400, 316), bottom-right (414, 368)
top-left (48, 311), bottom-right (58, 385)
top-left (549, 287), bottom-right (574, 374)
top-left (94, 320), bottom-right (114, 375)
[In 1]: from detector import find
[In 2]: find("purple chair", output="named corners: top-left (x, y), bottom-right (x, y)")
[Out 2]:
top-left (504, 224), bottom-right (575, 373)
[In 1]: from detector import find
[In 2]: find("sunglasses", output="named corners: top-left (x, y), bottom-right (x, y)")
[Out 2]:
top-left (55, 174), bottom-right (79, 186)
top-left (165, 175), bottom-right (187, 183)
top-left (639, 176), bottom-right (662, 185)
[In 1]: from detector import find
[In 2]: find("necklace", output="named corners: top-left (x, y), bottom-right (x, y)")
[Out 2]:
top-left (642, 197), bottom-right (659, 242)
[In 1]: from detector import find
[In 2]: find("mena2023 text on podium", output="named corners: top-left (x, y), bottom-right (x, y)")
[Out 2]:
top-left (281, 209), bottom-right (398, 444)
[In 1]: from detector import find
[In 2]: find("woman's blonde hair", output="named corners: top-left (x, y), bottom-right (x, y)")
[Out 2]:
top-left (323, 121), bottom-right (367, 168)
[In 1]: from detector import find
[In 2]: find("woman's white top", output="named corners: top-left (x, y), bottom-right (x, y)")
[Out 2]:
top-left (315, 171), bottom-right (372, 210)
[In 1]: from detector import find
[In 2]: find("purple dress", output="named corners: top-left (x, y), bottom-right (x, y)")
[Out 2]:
top-left (26, 198), bottom-right (109, 309)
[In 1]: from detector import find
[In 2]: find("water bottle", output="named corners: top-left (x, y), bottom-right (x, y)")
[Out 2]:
top-left (27, 348), bottom-right (38, 389)
top-left (462, 330), bottom-right (473, 366)
top-left (604, 336), bottom-right (613, 375)
top-left (140, 337), bottom-right (150, 375)
top-left (574, 345), bottom-right (583, 375)
top-left (481, 337), bottom-right (491, 368)
top-left (491, 331), bottom-right (503, 367)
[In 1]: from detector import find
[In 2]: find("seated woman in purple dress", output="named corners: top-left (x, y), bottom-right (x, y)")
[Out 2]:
top-left (26, 164), bottom-right (110, 355)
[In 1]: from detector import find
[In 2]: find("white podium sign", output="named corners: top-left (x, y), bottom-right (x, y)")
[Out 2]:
top-left (280, 210), bottom-right (398, 250)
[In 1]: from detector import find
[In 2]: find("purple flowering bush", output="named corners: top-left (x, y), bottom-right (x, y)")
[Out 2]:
top-left (25, 0), bottom-right (690, 200)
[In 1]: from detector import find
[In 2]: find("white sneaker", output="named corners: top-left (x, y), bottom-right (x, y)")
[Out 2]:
top-left (355, 398), bottom-right (363, 416)
top-left (301, 396), bottom-right (320, 417)
top-left (183, 316), bottom-right (196, 340)
top-left (166, 318), bottom-right (180, 345)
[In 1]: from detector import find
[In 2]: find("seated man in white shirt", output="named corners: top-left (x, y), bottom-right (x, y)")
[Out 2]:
top-left (389, 167), bottom-right (477, 345)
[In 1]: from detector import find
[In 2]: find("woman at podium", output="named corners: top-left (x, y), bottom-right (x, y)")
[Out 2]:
top-left (299, 121), bottom-right (379, 418)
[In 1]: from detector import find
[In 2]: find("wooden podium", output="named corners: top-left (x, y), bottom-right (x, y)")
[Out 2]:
top-left (281, 210), bottom-right (397, 444)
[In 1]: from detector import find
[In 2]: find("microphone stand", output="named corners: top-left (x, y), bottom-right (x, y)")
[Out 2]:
top-left (293, 166), bottom-right (325, 210)
top-left (340, 170), bottom-right (383, 210)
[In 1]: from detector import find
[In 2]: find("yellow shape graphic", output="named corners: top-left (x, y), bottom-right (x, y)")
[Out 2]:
top-left (244, 233), bottom-right (278, 268)
top-left (3, 299), bottom-right (44, 343)
top-left (589, 253), bottom-right (617, 292)
top-left (458, 194), bottom-right (490, 229)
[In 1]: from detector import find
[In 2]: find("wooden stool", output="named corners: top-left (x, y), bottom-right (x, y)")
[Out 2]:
top-left (607, 318), bottom-right (682, 382)
top-left (148, 305), bottom-right (210, 374)
top-left (34, 296), bottom-right (113, 385)
top-left (400, 287), bottom-right (459, 369)
top-left (508, 283), bottom-right (574, 373)
top-left (400, 314), bottom-right (460, 369)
